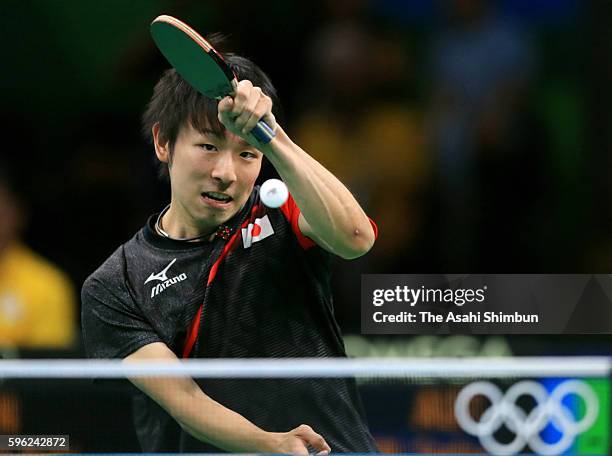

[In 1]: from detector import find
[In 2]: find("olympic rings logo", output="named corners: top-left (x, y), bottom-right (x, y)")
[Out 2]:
top-left (454, 380), bottom-right (599, 455)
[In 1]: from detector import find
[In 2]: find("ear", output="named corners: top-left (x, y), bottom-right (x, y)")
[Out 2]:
top-left (152, 123), bottom-right (170, 164)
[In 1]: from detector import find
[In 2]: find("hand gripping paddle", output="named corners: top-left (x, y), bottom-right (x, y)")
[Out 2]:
top-left (150, 15), bottom-right (276, 144)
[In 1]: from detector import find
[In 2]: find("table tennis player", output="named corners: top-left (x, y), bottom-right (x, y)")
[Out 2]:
top-left (81, 42), bottom-right (378, 454)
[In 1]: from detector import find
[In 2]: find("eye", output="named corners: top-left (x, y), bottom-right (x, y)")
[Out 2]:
top-left (240, 151), bottom-right (258, 160)
top-left (199, 144), bottom-right (217, 151)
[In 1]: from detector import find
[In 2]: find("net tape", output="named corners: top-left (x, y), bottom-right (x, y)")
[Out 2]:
top-left (0, 356), bottom-right (608, 378)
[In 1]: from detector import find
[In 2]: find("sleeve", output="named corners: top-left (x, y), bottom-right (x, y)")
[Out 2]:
top-left (279, 193), bottom-right (316, 250)
top-left (81, 275), bottom-right (162, 359)
top-left (279, 193), bottom-right (379, 250)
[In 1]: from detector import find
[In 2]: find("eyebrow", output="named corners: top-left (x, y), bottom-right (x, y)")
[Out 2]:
top-left (198, 128), bottom-right (252, 148)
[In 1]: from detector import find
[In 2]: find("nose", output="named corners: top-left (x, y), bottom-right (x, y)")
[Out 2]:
top-left (210, 151), bottom-right (237, 186)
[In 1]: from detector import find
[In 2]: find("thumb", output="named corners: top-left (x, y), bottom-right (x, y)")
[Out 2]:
top-left (263, 112), bottom-right (277, 133)
top-left (217, 96), bottom-right (234, 114)
top-left (295, 425), bottom-right (330, 454)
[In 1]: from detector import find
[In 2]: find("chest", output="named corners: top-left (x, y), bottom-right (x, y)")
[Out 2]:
top-left (130, 213), bottom-right (302, 353)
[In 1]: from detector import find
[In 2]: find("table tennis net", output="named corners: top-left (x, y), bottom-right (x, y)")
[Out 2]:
top-left (0, 357), bottom-right (608, 455)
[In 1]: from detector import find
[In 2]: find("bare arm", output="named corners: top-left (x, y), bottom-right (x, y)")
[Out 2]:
top-left (218, 81), bottom-right (376, 259)
top-left (263, 127), bottom-right (375, 260)
top-left (124, 342), bottom-right (330, 455)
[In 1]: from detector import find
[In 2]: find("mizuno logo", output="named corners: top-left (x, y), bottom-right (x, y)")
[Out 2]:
top-left (145, 258), bottom-right (177, 283)
top-left (145, 258), bottom-right (187, 299)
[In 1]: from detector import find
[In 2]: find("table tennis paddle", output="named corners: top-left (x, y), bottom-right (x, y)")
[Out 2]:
top-left (150, 15), bottom-right (276, 144)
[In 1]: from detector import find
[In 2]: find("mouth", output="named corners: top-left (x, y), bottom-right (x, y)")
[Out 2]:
top-left (201, 191), bottom-right (233, 207)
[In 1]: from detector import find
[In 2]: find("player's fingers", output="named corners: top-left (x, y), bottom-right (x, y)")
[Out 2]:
top-left (290, 442), bottom-right (310, 456)
top-left (217, 98), bottom-right (236, 128)
top-left (311, 434), bottom-right (331, 454)
top-left (295, 425), bottom-right (331, 454)
top-left (217, 99), bottom-right (233, 128)
top-left (218, 96), bottom-right (234, 115)
top-left (235, 88), bottom-right (262, 132)
top-left (232, 80), bottom-right (253, 116)
top-left (241, 94), bottom-right (272, 134)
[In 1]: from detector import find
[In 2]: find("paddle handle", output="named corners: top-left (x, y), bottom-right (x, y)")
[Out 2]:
top-left (251, 120), bottom-right (276, 144)
top-left (229, 79), bottom-right (276, 144)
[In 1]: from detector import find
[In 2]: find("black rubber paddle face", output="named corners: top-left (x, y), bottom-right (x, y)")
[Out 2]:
top-left (151, 18), bottom-right (235, 99)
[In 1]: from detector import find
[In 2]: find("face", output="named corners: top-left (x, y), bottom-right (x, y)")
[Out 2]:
top-left (155, 122), bottom-right (263, 235)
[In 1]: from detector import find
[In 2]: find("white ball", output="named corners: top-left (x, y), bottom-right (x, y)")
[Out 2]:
top-left (260, 178), bottom-right (289, 208)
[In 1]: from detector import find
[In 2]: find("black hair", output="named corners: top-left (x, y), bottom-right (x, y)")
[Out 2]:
top-left (142, 43), bottom-right (280, 180)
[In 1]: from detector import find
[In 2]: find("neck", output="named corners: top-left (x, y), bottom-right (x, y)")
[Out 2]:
top-left (159, 203), bottom-right (216, 242)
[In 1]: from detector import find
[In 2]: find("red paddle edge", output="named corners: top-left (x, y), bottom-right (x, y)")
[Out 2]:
top-left (151, 14), bottom-right (237, 93)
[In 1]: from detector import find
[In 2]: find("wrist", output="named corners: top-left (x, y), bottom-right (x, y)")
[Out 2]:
top-left (258, 128), bottom-right (300, 175)
top-left (252, 430), bottom-right (281, 453)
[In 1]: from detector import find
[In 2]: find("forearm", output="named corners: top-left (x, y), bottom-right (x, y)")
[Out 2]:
top-left (124, 344), bottom-right (277, 452)
top-left (261, 127), bottom-right (375, 258)
top-left (133, 376), bottom-right (276, 452)
top-left (216, 81), bottom-right (375, 258)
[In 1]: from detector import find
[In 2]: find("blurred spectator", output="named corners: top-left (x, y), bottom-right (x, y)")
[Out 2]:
top-left (291, 2), bottom-right (430, 329)
top-left (429, 0), bottom-right (547, 269)
top-left (0, 164), bottom-right (76, 349)
top-left (293, 5), bottom-right (429, 267)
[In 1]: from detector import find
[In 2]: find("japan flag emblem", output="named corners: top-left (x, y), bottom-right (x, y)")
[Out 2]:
top-left (241, 215), bottom-right (275, 248)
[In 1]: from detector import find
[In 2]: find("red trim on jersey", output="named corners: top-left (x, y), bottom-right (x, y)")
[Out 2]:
top-left (279, 194), bottom-right (316, 249)
top-left (182, 306), bottom-right (202, 358)
top-left (369, 218), bottom-right (379, 239)
top-left (182, 205), bottom-right (261, 359)
top-left (280, 194), bottom-right (379, 249)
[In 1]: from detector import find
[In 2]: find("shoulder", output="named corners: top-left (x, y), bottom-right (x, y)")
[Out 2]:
top-left (81, 244), bottom-right (128, 302)
top-left (82, 227), bottom-right (151, 294)
top-left (82, 222), bottom-right (173, 307)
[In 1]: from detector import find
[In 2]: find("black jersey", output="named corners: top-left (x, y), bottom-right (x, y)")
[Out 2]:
top-left (81, 186), bottom-right (378, 453)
